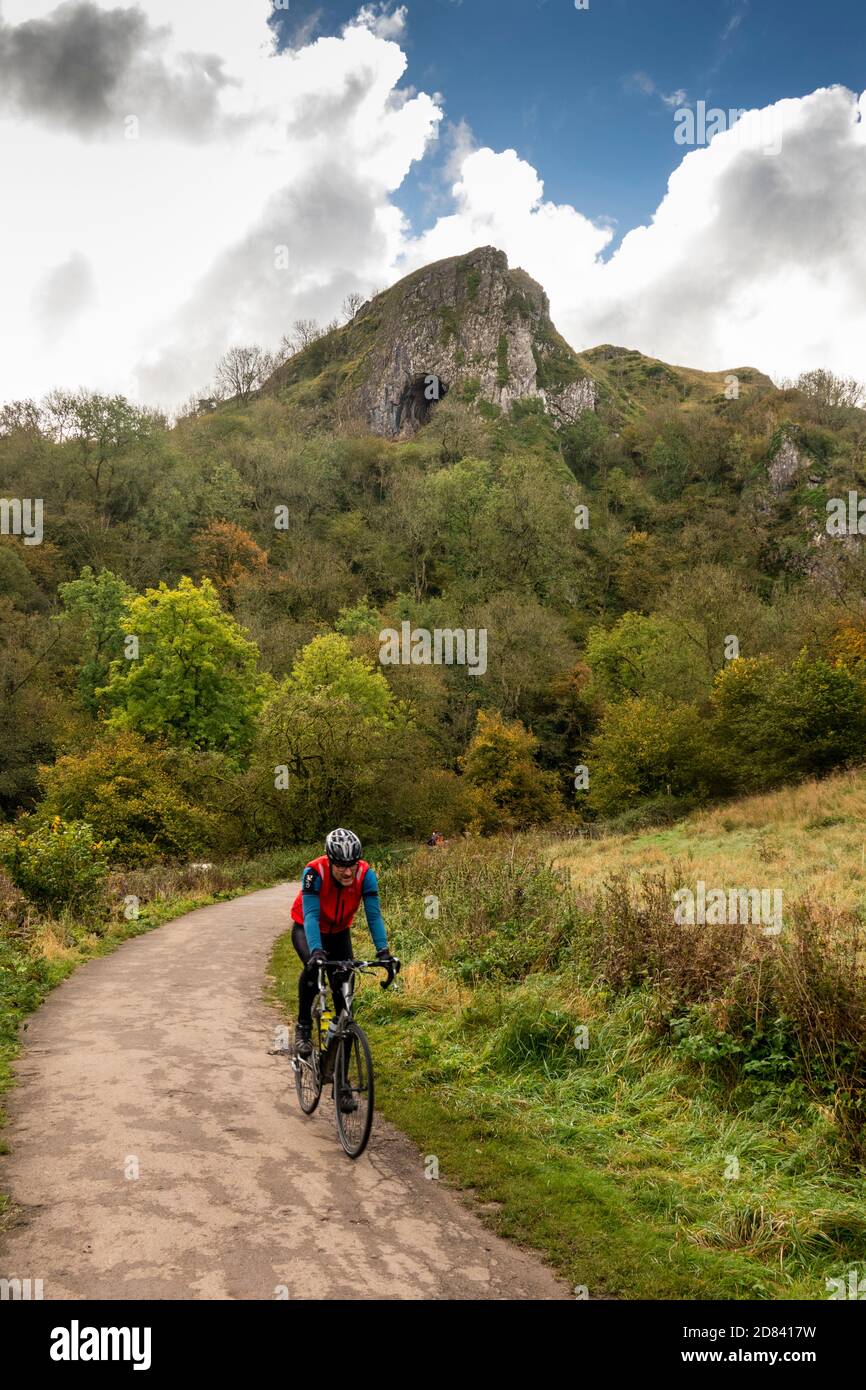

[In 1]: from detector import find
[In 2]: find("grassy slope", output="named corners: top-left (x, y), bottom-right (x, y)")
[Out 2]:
top-left (550, 768), bottom-right (866, 913)
top-left (576, 345), bottom-right (774, 420)
top-left (271, 773), bottom-right (866, 1300)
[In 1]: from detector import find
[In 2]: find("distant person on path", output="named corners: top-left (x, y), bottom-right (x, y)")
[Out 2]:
top-left (291, 827), bottom-right (393, 1058)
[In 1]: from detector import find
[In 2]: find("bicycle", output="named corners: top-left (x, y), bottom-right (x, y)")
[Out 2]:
top-left (291, 956), bottom-right (400, 1158)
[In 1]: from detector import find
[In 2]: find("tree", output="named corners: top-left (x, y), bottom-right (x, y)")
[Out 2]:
top-left (0, 399), bottom-right (41, 436)
top-left (41, 390), bottom-right (159, 514)
top-left (341, 291), bottom-right (366, 322)
top-left (192, 521), bottom-right (268, 607)
top-left (586, 697), bottom-right (719, 816)
top-left (0, 599), bottom-right (68, 814)
top-left (99, 577), bottom-right (266, 756)
top-left (334, 598), bottom-right (382, 636)
top-left (214, 345), bottom-right (275, 403)
top-left (245, 635), bottom-right (422, 843)
top-left (289, 318), bottom-right (323, 352)
top-left (710, 653), bottom-right (866, 789)
top-left (58, 566), bottom-right (134, 713)
top-left (459, 710), bottom-right (563, 832)
top-left (796, 368), bottom-right (864, 420)
top-left (290, 632), bottom-right (395, 721)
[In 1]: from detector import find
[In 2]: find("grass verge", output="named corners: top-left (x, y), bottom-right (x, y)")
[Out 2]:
top-left (269, 824), bottom-right (866, 1300)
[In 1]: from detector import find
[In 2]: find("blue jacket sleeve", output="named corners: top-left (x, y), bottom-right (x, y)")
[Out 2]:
top-left (362, 867), bottom-right (388, 953)
top-left (301, 865), bottom-right (323, 953)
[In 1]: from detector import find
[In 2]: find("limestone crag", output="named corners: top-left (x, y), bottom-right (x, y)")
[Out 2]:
top-left (270, 245), bottom-right (596, 438)
top-left (354, 247), bottom-right (596, 437)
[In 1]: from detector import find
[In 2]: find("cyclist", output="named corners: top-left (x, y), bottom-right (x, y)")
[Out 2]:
top-left (291, 828), bottom-right (393, 1070)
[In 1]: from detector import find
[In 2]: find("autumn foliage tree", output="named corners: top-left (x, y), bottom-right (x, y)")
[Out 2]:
top-left (460, 710), bottom-right (563, 832)
top-left (192, 521), bottom-right (268, 607)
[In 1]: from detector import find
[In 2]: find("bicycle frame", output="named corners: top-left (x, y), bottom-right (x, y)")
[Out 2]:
top-left (314, 957), bottom-right (399, 1035)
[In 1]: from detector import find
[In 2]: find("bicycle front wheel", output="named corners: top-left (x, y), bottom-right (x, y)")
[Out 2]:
top-left (294, 1014), bottom-right (323, 1114)
top-left (334, 1023), bottom-right (374, 1158)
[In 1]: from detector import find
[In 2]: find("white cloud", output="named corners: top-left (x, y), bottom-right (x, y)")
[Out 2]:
top-left (404, 85), bottom-right (866, 384)
top-left (0, 1), bottom-right (440, 409)
top-left (0, 3), bottom-right (864, 411)
top-left (624, 71), bottom-right (689, 111)
top-left (349, 4), bottom-right (408, 42)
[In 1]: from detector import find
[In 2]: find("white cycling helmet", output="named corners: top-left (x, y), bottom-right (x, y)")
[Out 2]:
top-left (325, 827), bottom-right (362, 865)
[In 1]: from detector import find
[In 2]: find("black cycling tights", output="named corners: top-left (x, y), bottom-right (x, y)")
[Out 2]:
top-left (292, 923), bottom-right (353, 1026)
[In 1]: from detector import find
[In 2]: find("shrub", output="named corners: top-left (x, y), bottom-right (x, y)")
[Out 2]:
top-left (382, 836), bottom-right (575, 982)
top-left (0, 817), bottom-right (112, 917)
top-left (577, 869), bottom-right (762, 1005)
top-left (0, 932), bottom-right (53, 1047)
top-left (37, 732), bottom-right (221, 865)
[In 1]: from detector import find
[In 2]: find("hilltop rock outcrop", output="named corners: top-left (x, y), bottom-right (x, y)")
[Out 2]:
top-left (270, 246), bottom-right (596, 438)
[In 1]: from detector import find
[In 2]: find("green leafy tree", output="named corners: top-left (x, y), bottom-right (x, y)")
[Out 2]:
top-left (246, 635), bottom-right (424, 842)
top-left (99, 576), bottom-right (265, 755)
top-left (58, 566), bottom-right (133, 713)
top-left (586, 697), bottom-right (721, 816)
top-left (711, 654), bottom-right (866, 789)
top-left (290, 632), bottom-right (395, 721)
top-left (334, 598), bottom-right (382, 637)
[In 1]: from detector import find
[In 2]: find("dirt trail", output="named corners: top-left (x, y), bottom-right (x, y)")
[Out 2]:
top-left (0, 884), bottom-right (569, 1300)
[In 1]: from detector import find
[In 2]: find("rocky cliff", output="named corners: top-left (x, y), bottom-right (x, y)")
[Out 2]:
top-left (268, 246), bottom-right (596, 437)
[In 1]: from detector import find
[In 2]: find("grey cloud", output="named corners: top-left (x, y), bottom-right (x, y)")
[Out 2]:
top-left (285, 71), bottom-right (374, 139)
top-left (134, 164), bottom-right (389, 406)
top-left (0, 1), bottom-right (237, 139)
top-left (33, 251), bottom-right (97, 332)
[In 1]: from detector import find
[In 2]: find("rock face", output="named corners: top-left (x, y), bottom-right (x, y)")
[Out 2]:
top-left (356, 247), bottom-right (596, 437)
top-left (272, 246), bottom-right (596, 438)
top-left (768, 428), bottom-right (808, 494)
top-left (267, 244), bottom-right (772, 436)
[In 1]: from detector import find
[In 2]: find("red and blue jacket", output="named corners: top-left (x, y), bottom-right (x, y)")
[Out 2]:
top-left (290, 854), bottom-right (387, 954)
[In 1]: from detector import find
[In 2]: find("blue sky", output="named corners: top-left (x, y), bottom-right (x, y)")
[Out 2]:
top-left (276, 0), bottom-right (866, 249)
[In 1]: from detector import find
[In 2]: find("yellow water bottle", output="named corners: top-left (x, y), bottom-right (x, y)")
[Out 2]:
top-left (320, 1010), bottom-right (333, 1050)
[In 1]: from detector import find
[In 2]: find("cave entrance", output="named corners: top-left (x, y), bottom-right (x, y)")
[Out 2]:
top-left (395, 373), bottom-right (449, 431)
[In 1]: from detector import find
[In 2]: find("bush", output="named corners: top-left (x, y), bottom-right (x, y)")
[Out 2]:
top-left (37, 732), bottom-right (223, 865)
top-left (0, 932), bottom-right (53, 1047)
top-left (0, 817), bottom-right (112, 917)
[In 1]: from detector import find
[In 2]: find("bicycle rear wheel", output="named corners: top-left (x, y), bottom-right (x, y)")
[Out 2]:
top-left (334, 1023), bottom-right (374, 1158)
top-left (294, 1011), bottom-right (323, 1114)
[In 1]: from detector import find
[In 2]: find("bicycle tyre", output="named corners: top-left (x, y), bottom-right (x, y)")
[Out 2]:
top-left (334, 1023), bottom-right (374, 1158)
top-left (294, 1010), bottom-right (323, 1114)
